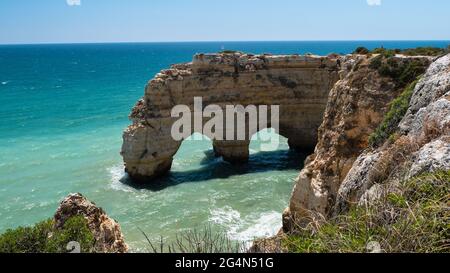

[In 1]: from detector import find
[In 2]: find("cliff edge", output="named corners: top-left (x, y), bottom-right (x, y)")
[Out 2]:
top-left (284, 53), bottom-right (448, 233)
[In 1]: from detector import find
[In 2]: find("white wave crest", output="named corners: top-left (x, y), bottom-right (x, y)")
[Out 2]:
top-left (210, 206), bottom-right (241, 226)
top-left (209, 207), bottom-right (282, 244)
top-left (108, 165), bottom-right (134, 193)
top-left (230, 211), bottom-right (281, 242)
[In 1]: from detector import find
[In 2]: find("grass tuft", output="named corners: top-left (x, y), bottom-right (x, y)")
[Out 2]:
top-left (141, 225), bottom-right (245, 253)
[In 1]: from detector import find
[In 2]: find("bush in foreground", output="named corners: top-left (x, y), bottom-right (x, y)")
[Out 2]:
top-left (0, 216), bottom-right (94, 253)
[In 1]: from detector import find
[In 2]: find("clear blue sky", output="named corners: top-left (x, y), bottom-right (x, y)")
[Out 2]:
top-left (1, 0), bottom-right (449, 44)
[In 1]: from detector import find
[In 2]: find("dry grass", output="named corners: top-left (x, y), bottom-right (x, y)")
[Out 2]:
top-left (140, 225), bottom-right (245, 253)
top-left (368, 136), bottom-right (419, 185)
top-left (283, 170), bottom-right (450, 253)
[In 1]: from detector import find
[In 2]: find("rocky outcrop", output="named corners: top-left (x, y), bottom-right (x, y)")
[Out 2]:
top-left (408, 138), bottom-right (450, 178)
top-left (54, 193), bottom-right (128, 253)
top-left (333, 54), bottom-right (450, 214)
top-left (284, 54), bottom-right (433, 227)
top-left (122, 52), bottom-right (341, 182)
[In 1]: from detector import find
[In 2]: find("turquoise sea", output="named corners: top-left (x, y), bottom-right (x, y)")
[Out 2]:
top-left (0, 41), bottom-right (448, 251)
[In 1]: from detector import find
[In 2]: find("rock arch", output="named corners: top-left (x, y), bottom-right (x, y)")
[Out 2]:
top-left (121, 52), bottom-right (341, 182)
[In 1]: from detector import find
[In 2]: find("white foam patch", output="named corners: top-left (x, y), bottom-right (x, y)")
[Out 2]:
top-left (231, 211), bottom-right (282, 243)
top-left (108, 165), bottom-right (134, 193)
top-left (210, 206), bottom-right (241, 226)
top-left (209, 207), bottom-right (282, 244)
top-left (1, 81), bottom-right (9, 85)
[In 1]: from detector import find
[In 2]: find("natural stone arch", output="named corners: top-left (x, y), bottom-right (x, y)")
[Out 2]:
top-left (121, 52), bottom-right (341, 183)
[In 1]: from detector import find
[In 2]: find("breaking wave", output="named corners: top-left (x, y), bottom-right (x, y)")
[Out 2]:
top-left (108, 164), bottom-right (134, 193)
top-left (209, 206), bottom-right (282, 244)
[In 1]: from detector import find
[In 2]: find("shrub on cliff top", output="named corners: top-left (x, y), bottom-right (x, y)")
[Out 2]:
top-left (365, 46), bottom-right (447, 57)
top-left (353, 47), bottom-right (370, 55)
top-left (369, 80), bottom-right (418, 148)
top-left (0, 216), bottom-right (94, 253)
top-left (283, 170), bottom-right (450, 253)
top-left (220, 50), bottom-right (240, 54)
top-left (371, 47), bottom-right (399, 58)
top-left (369, 53), bottom-right (426, 88)
top-left (369, 55), bottom-right (383, 70)
top-left (401, 47), bottom-right (447, 57)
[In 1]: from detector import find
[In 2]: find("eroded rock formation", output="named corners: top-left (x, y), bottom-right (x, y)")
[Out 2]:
top-left (334, 54), bottom-right (450, 214)
top-left (54, 193), bottom-right (129, 253)
top-left (284, 54), bottom-right (433, 228)
top-left (122, 52), bottom-right (341, 182)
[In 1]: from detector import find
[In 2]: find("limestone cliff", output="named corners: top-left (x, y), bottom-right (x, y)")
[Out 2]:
top-left (54, 193), bottom-right (129, 253)
top-left (121, 50), bottom-right (445, 235)
top-left (334, 54), bottom-right (450, 215)
top-left (284, 54), bottom-right (434, 228)
top-left (122, 52), bottom-right (340, 182)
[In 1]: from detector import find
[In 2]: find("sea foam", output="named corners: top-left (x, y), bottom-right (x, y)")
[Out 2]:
top-left (209, 206), bottom-right (282, 244)
top-left (108, 165), bottom-right (134, 193)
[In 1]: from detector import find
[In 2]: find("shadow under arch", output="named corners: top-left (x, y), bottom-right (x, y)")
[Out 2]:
top-left (120, 130), bottom-right (308, 192)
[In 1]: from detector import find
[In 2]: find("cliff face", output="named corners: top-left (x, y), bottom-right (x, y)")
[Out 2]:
top-left (284, 54), bottom-right (434, 228)
top-left (122, 52), bottom-right (340, 182)
top-left (334, 54), bottom-right (450, 215)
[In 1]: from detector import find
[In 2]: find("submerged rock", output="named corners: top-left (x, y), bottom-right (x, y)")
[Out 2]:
top-left (54, 193), bottom-right (128, 253)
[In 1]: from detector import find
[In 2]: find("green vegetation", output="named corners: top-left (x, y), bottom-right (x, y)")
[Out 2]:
top-left (360, 46), bottom-right (448, 87)
top-left (355, 46), bottom-right (449, 57)
top-left (369, 80), bottom-right (418, 148)
top-left (220, 50), bottom-right (240, 54)
top-left (368, 55), bottom-right (383, 70)
top-left (353, 47), bottom-right (370, 55)
top-left (141, 225), bottom-right (244, 253)
top-left (284, 170), bottom-right (450, 253)
top-left (0, 216), bottom-right (94, 253)
top-left (401, 47), bottom-right (448, 57)
top-left (369, 54), bottom-right (426, 87)
top-left (371, 47), bottom-right (399, 58)
top-left (365, 46), bottom-right (439, 147)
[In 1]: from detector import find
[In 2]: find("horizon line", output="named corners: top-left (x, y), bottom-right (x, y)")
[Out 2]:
top-left (1, 39), bottom-right (450, 46)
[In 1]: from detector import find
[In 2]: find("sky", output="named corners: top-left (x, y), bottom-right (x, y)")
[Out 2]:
top-left (0, 0), bottom-right (449, 44)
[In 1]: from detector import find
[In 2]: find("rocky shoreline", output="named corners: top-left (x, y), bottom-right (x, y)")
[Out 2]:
top-left (104, 50), bottom-right (450, 252)
top-left (120, 49), bottom-right (448, 238)
top-left (2, 49), bottom-right (448, 253)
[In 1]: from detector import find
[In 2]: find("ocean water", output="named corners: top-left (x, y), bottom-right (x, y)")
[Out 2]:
top-left (0, 41), bottom-right (448, 251)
